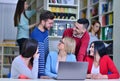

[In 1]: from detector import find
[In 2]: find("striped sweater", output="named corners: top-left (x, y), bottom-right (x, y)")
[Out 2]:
top-left (30, 27), bottom-right (49, 77)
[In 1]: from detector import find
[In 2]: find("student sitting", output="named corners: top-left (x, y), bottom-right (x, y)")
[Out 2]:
top-left (85, 41), bottom-right (119, 79)
top-left (11, 39), bottom-right (39, 79)
top-left (45, 37), bottom-right (76, 78)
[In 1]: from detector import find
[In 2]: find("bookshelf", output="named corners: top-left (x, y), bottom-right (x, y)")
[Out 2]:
top-left (0, 44), bottom-right (19, 78)
top-left (79, 0), bottom-right (113, 59)
top-left (44, 0), bottom-right (79, 37)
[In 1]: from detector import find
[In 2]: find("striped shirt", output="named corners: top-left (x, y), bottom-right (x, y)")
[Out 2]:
top-left (30, 27), bottom-right (49, 77)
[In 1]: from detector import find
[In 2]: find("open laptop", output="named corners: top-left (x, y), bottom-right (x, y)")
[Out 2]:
top-left (57, 62), bottom-right (88, 80)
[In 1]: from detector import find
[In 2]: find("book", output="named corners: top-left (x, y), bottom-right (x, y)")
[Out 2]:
top-left (108, 0), bottom-right (113, 11)
top-left (61, 0), bottom-right (66, 4)
top-left (107, 27), bottom-right (113, 40)
top-left (66, 0), bottom-right (74, 5)
top-left (105, 27), bottom-right (109, 40)
top-left (102, 27), bottom-right (106, 40)
top-left (99, 2), bottom-right (107, 14)
top-left (93, 0), bottom-right (99, 3)
top-left (105, 15), bottom-right (109, 25)
top-left (90, 7), bottom-right (98, 17)
top-left (49, 0), bottom-right (52, 3)
top-left (57, 0), bottom-right (61, 3)
top-left (81, 11), bottom-right (86, 18)
top-left (109, 13), bottom-right (113, 25)
top-left (83, 0), bottom-right (87, 8)
top-left (102, 15), bottom-right (106, 26)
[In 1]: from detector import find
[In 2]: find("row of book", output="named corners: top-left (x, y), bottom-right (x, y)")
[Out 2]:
top-left (90, 1), bottom-right (113, 17)
top-left (80, 0), bottom-right (87, 8)
top-left (3, 47), bottom-right (19, 55)
top-left (3, 56), bottom-right (15, 64)
top-left (90, 6), bottom-right (98, 17)
top-left (90, 0), bottom-right (99, 4)
top-left (102, 26), bottom-right (113, 40)
top-left (102, 13), bottom-right (113, 26)
top-left (49, 0), bottom-right (75, 5)
top-left (49, 7), bottom-right (77, 14)
top-left (99, 0), bottom-right (113, 14)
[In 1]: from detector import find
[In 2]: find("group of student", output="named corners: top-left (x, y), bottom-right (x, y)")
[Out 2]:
top-left (10, 0), bottom-right (120, 79)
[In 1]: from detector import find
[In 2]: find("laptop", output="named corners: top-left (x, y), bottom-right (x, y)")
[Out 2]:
top-left (57, 62), bottom-right (88, 80)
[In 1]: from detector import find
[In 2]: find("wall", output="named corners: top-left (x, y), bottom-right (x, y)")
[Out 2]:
top-left (113, 0), bottom-right (120, 72)
top-left (0, 2), bottom-right (17, 42)
top-left (0, 0), bottom-right (18, 4)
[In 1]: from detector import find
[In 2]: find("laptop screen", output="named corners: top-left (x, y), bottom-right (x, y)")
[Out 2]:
top-left (57, 62), bottom-right (88, 80)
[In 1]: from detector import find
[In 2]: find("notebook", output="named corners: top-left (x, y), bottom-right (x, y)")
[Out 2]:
top-left (57, 62), bottom-right (88, 80)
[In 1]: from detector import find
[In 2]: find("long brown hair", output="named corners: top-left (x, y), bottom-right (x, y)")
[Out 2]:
top-left (89, 20), bottom-right (101, 39)
top-left (14, 0), bottom-right (29, 27)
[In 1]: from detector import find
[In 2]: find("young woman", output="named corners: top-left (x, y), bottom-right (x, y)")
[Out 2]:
top-left (14, 0), bottom-right (41, 54)
top-left (85, 41), bottom-right (119, 79)
top-left (87, 20), bottom-right (101, 52)
top-left (45, 37), bottom-right (76, 78)
top-left (11, 39), bottom-right (39, 79)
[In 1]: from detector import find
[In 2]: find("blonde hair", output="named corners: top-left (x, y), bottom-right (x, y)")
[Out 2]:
top-left (63, 37), bottom-right (76, 54)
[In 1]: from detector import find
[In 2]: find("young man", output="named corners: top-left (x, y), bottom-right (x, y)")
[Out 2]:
top-left (63, 18), bottom-right (90, 61)
top-left (30, 10), bottom-right (54, 78)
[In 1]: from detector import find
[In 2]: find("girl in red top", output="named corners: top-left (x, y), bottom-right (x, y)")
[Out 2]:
top-left (85, 41), bottom-right (119, 79)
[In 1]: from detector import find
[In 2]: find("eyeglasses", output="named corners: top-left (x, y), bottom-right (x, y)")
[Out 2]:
top-left (59, 39), bottom-right (64, 44)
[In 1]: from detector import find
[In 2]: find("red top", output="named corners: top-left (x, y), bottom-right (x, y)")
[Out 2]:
top-left (63, 28), bottom-right (90, 61)
top-left (84, 55), bottom-right (119, 79)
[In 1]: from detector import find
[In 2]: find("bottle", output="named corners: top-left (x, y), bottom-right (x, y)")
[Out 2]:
top-left (66, 23), bottom-right (71, 28)
top-left (53, 23), bottom-right (58, 36)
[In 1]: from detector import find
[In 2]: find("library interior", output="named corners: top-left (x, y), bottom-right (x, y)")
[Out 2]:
top-left (0, 0), bottom-right (120, 80)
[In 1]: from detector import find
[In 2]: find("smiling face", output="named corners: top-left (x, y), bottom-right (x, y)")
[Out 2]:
top-left (89, 43), bottom-right (95, 56)
top-left (43, 19), bottom-right (54, 30)
top-left (73, 22), bottom-right (84, 36)
top-left (89, 42), bottom-right (101, 62)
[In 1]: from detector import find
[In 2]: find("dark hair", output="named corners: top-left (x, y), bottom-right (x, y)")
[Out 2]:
top-left (77, 18), bottom-right (89, 29)
top-left (89, 20), bottom-right (101, 39)
top-left (14, 0), bottom-right (29, 26)
top-left (89, 41), bottom-right (106, 57)
top-left (21, 39), bottom-right (38, 58)
top-left (39, 10), bottom-right (54, 22)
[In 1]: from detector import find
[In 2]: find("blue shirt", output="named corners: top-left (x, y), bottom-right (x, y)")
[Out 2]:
top-left (45, 51), bottom-right (76, 78)
top-left (30, 27), bottom-right (49, 77)
top-left (17, 10), bottom-right (36, 39)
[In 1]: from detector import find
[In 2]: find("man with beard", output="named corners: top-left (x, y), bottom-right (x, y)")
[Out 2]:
top-left (30, 10), bottom-right (54, 78)
top-left (63, 18), bottom-right (90, 61)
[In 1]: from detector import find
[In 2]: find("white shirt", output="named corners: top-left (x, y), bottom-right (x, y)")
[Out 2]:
top-left (91, 64), bottom-right (100, 74)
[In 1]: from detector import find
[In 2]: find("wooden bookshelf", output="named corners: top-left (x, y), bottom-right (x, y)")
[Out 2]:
top-left (0, 44), bottom-right (19, 78)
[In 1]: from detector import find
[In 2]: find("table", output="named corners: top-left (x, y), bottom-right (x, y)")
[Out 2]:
top-left (0, 78), bottom-right (120, 81)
